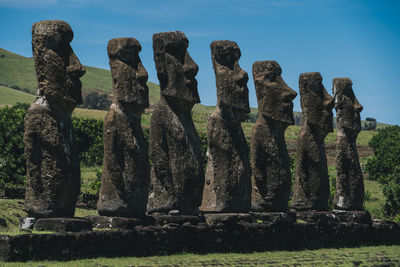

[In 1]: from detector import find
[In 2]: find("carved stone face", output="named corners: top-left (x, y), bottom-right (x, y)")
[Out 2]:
top-left (333, 78), bottom-right (363, 133)
top-left (153, 31), bottom-right (200, 104)
top-left (211, 40), bottom-right (250, 114)
top-left (108, 38), bottom-right (149, 109)
top-left (32, 20), bottom-right (85, 109)
top-left (253, 61), bottom-right (297, 125)
top-left (299, 72), bottom-right (334, 134)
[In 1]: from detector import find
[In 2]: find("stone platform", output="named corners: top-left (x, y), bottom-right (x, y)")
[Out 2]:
top-left (1, 218), bottom-right (399, 262)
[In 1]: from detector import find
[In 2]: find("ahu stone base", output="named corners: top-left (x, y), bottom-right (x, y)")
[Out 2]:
top-left (1, 214), bottom-right (400, 262)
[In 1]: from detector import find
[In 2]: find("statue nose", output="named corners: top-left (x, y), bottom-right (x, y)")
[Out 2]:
top-left (67, 52), bottom-right (86, 78)
top-left (324, 94), bottom-right (334, 110)
top-left (355, 101), bottom-right (363, 112)
top-left (136, 64), bottom-right (148, 82)
top-left (184, 60), bottom-right (199, 79)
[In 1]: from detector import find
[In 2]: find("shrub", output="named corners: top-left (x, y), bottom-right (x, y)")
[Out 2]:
top-left (380, 166), bottom-right (400, 217)
top-left (365, 126), bottom-right (400, 181)
top-left (90, 168), bottom-right (103, 193)
top-left (0, 103), bottom-right (29, 188)
top-left (365, 125), bottom-right (400, 216)
top-left (198, 132), bottom-right (208, 169)
top-left (72, 117), bottom-right (104, 166)
top-left (81, 91), bottom-right (111, 110)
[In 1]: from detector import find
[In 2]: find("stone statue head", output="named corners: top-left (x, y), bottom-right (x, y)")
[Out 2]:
top-left (153, 31), bottom-right (200, 104)
top-left (32, 20), bottom-right (85, 110)
top-left (299, 72), bottom-right (334, 134)
top-left (108, 38), bottom-right (149, 109)
top-left (211, 40), bottom-right (250, 114)
top-left (252, 60), bottom-right (297, 125)
top-left (333, 78), bottom-right (363, 133)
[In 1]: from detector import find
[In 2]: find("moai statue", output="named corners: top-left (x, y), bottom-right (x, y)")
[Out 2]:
top-left (251, 61), bottom-right (297, 212)
top-left (200, 40), bottom-right (251, 213)
top-left (24, 20), bottom-right (85, 218)
top-left (147, 31), bottom-right (204, 215)
top-left (97, 38), bottom-right (150, 217)
top-left (291, 72), bottom-right (334, 211)
top-left (333, 78), bottom-right (364, 210)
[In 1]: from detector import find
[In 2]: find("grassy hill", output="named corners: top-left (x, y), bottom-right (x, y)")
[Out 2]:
top-left (0, 85), bottom-right (35, 105)
top-left (0, 48), bottom-right (217, 113)
top-left (0, 48), bottom-right (161, 103)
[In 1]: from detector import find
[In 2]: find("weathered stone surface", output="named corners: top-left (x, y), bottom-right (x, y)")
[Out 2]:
top-left (33, 218), bottom-right (92, 232)
top-left (332, 210), bottom-right (371, 224)
top-left (147, 31), bottom-right (204, 215)
top-left (250, 61), bottom-right (297, 212)
top-left (296, 210), bottom-right (372, 225)
top-left (204, 213), bottom-right (253, 225)
top-left (250, 211), bottom-right (296, 224)
top-left (332, 78), bottom-right (364, 210)
top-left (291, 72), bottom-right (334, 211)
top-left (86, 215), bottom-right (154, 229)
top-left (200, 41), bottom-right (251, 213)
top-left (150, 214), bottom-right (205, 226)
top-left (296, 211), bottom-right (340, 224)
top-left (24, 20), bottom-right (85, 218)
top-left (97, 38), bottom-right (150, 217)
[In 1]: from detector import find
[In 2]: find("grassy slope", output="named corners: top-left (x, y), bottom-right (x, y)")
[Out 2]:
top-left (0, 48), bottom-right (160, 103)
top-left (0, 49), bottom-right (36, 92)
top-left (0, 85), bottom-right (35, 105)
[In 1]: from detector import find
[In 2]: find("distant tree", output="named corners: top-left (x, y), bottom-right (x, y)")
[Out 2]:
top-left (82, 91), bottom-right (111, 110)
top-left (363, 117), bottom-right (377, 130)
top-left (332, 118), bottom-right (337, 129)
top-left (293, 113), bottom-right (302, 126)
top-left (244, 113), bottom-right (258, 123)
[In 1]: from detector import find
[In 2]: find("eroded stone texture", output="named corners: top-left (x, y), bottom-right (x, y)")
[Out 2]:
top-left (250, 61), bottom-right (297, 212)
top-left (24, 20), bottom-right (85, 218)
top-left (147, 31), bottom-right (204, 215)
top-left (200, 40), bottom-right (251, 213)
top-left (291, 72), bottom-right (334, 211)
top-left (333, 78), bottom-right (364, 210)
top-left (97, 38), bottom-right (150, 217)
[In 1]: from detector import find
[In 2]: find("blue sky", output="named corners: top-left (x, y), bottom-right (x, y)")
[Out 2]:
top-left (1, 0), bottom-right (399, 125)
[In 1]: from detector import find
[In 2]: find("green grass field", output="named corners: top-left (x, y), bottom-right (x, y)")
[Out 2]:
top-left (1, 246), bottom-right (399, 266)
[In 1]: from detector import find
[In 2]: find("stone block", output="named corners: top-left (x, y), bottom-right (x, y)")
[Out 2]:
top-left (33, 218), bottom-right (92, 232)
top-left (250, 211), bottom-right (296, 224)
top-left (204, 213), bottom-right (253, 225)
top-left (151, 214), bottom-right (205, 226)
top-left (332, 210), bottom-right (371, 224)
top-left (86, 215), bottom-right (153, 229)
